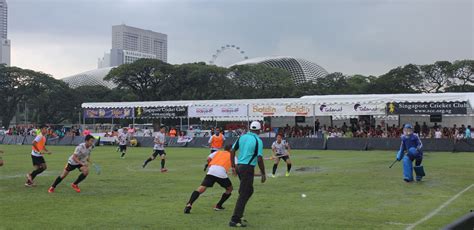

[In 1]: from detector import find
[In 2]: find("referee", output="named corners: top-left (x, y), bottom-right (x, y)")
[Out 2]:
top-left (229, 121), bottom-right (266, 227)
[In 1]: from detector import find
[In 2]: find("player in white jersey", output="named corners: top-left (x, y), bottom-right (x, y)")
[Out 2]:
top-left (48, 135), bottom-right (95, 193)
top-left (118, 128), bottom-right (129, 159)
top-left (142, 126), bottom-right (168, 172)
top-left (271, 134), bottom-right (292, 177)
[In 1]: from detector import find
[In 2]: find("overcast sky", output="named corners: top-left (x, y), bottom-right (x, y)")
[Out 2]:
top-left (8, 0), bottom-right (474, 79)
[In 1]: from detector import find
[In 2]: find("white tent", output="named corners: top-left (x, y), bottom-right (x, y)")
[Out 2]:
top-left (81, 92), bottom-right (474, 118)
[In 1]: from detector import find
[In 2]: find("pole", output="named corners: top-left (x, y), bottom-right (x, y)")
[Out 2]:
top-left (112, 117), bottom-right (114, 131)
top-left (247, 104), bottom-right (250, 129)
top-left (180, 117), bottom-right (183, 131)
top-left (24, 102), bottom-right (27, 125)
top-left (313, 104), bottom-right (316, 137)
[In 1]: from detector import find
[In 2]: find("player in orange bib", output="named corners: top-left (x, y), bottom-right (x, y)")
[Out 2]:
top-left (203, 127), bottom-right (225, 171)
top-left (184, 144), bottom-right (235, 214)
top-left (26, 125), bottom-right (52, 187)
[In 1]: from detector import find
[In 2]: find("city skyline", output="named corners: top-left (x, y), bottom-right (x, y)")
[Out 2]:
top-left (98, 24), bottom-right (168, 68)
top-left (7, 0), bottom-right (474, 79)
top-left (0, 0), bottom-right (10, 66)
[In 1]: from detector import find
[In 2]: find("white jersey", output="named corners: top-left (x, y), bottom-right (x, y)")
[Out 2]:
top-left (272, 140), bottom-right (289, 156)
top-left (68, 143), bottom-right (93, 166)
top-left (118, 133), bottom-right (128, 146)
top-left (153, 132), bottom-right (166, 150)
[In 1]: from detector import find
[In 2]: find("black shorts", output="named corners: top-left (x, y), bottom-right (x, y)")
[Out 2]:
top-left (210, 149), bottom-right (218, 154)
top-left (201, 174), bottom-right (232, 188)
top-left (276, 155), bottom-right (290, 162)
top-left (65, 163), bottom-right (82, 172)
top-left (119, 145), bottom-right (127, 152)
top-left (152, 150), bottom-right (166, 158)
top-left (31, 155), bottom-right (45, 166)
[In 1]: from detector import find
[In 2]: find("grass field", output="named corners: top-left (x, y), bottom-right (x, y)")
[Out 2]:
top-left (0, 144), bottom-right (473, 230)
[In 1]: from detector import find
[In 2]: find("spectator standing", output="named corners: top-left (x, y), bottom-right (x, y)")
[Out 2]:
top-left (434, 128), bottom-right (442, 139)
top-left (465, 126), bottom-right (471, 139)
top-left (414, 122), bottom-right (421, 135)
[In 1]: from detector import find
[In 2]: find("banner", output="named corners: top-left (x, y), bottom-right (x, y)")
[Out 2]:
top-left (84, 108), bottom-right (134, 119)
top-left (188, 105), bottom-right (248, 117)
top-left (177, 136), bottom-right (193, 143)
top-left (386, 101), bottom-right (468, 115)
top-left (314, 103), bottom-right (386, 116)
top-left (249, 105), bottom-right (313, 117)
top-left (135, 106), bottom-right (188, 118)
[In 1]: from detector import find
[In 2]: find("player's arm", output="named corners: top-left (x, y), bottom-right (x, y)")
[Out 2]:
top-left (257, 139), bottom-right (266, 183)
top-left (43, 146), bottom-right (51, 154)
top-left (271, 145), bottom-right (277, 156)
top-left (230, 139), bottom-right (240, 175)
top-left (207, 152), bottom-right (216, 164)
top-left (396, 139), bottom-right (406, 161)
top-left (72, 154), bottom-right (86, 166)
top-left (208, 136), bottom-right (213, 147)
top-left (415, 135), bottom-right (423, 151)
top-left (286, 142), bottom-right (291, 155)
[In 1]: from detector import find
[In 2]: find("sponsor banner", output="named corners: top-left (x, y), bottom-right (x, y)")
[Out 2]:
top-left (84, 108), bottom-right (134, 119)
top-left (177, 136), bottom-right (193, 143)
top-left (188, 105), bottom-right (248, 117)
top-left (249, 105), bottom-right (313, 117)
top-left (135, 106), bottom-right (188, 118)
top-left (314, 103), bottom-right (386, 116)
top-left (386, 101), bottom-right (468, 115)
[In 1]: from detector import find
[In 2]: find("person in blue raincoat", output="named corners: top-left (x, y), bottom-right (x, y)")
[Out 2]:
top-left (396, 124), bottom-right (426, 182)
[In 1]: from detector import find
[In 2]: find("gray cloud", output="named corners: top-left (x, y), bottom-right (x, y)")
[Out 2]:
top-left (8, 0), bottom-right (474, 78)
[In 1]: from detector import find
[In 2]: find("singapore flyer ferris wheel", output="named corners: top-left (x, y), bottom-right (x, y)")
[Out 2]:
top-left (209, 44), bottom-right (249, 66)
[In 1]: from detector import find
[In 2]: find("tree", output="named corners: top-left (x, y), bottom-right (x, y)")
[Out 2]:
top-left (419, 61), bottom-right (452, 93)
top-left (104, 59), bottom-right (173, 101)
top-left (0, 65), bottom-right (43, 128)
top-left (369, 64), bottom-right (422, 94)
top-left (74, 85), bottom-right (113, 103)
top-left (450, 60), bottom-right (474, 88)
top-left (229, 64), bottom-right (296, 99)
top-left (164, 63), bottom-right (234, 100)
top-left (30, 76), bottom-right (77, 124)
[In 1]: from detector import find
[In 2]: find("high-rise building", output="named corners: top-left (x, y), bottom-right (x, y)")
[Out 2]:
top-left (98, 24), bottom-right (167, 68)
top-left (0, 0), bottom-right (10, 66)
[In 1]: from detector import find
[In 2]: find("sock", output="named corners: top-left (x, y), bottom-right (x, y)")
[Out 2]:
top-left (287, 164), bottom-right (292, 172)
top-left (143, 157), bottom-right (152, 166)
top-left (187, 191), bottom-right (200, 205)
top-left (121, 152), bottom-right (126, 157)
top-left (73, 173), bottom-right (87, 185)
top-left (161, 159), bottom-right (165, 169)
top-left (51, 176), bottom-right (63, 188)
top-left (216, 192), bottom-right (231, 207)
top-left (31, 168), bottom-right (45, 180)
top-left (272, 164), bottom-right (278, 175)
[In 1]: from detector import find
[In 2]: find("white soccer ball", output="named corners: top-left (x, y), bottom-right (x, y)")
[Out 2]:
top-left (301, 194), bottom-right (307, 198)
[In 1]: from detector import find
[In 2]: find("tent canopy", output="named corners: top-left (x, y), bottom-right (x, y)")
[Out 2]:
top-left (81, 93), bottom-right (473, 118)
top-left (301, 92), bottom-right (474, 107)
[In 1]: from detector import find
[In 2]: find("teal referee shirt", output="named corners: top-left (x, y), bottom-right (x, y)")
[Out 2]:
top-left (232, 132), bottom-right (263, 166)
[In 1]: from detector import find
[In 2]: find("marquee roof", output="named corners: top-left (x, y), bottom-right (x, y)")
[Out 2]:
top-left (82, 93), bottom-right (474, 109)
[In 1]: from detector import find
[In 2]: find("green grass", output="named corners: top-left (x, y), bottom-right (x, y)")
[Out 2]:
top-left (0, 144), bottom-right (473, 230)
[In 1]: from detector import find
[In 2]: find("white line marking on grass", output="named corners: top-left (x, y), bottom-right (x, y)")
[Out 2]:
top-left (406, 183), bottom-right (474, 230)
